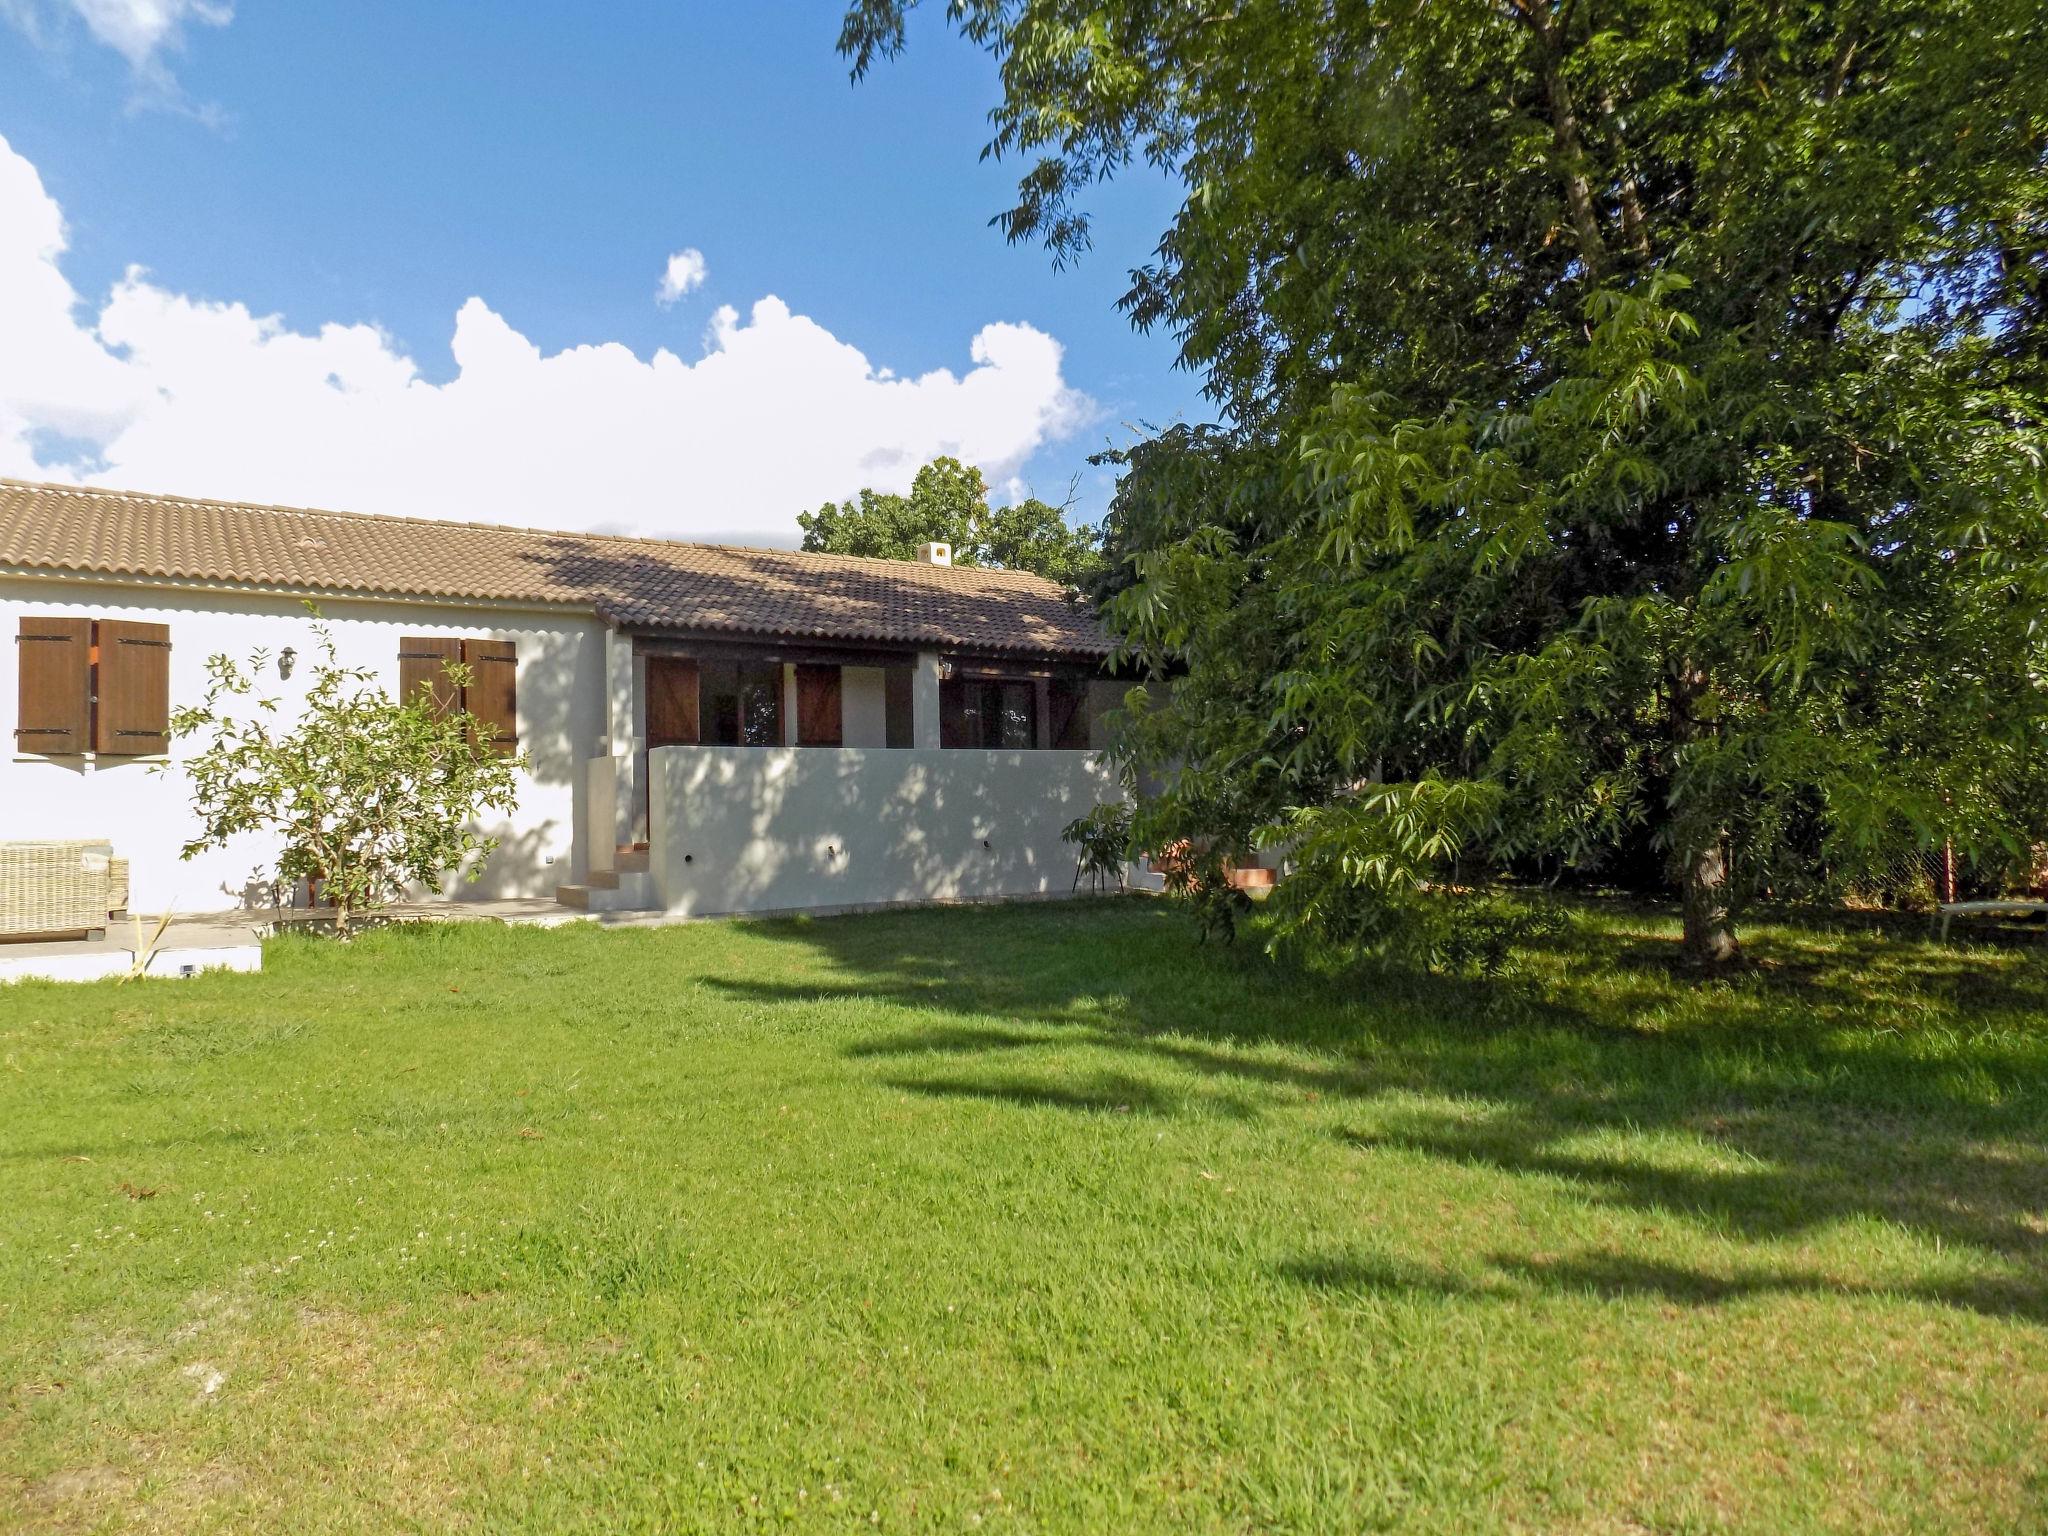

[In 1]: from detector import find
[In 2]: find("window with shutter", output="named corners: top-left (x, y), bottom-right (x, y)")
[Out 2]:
top-left (15, 617), bottom-right (91, 755)
top-left (94, 620), bottom-right (173, 755)
top-left (795, 665), bottom-right (842, 747)
top-left (398, 637), bottom-right (461, 716)
top-left (647, 657), bottom-right (700, 746)
top-left (462, 638), bottom-right (518, 754)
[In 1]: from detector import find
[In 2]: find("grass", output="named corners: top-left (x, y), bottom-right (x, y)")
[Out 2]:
top-left (1, 896), bottom-right (2044, 1534)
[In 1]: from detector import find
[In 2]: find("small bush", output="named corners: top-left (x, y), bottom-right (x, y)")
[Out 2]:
top-left (1062, 802), bottom-right (1134, 892)
top-left (171, 615), bottom-right (525, 936)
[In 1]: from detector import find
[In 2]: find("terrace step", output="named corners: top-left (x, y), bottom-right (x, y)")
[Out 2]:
top-left (556, 870), bottom-right (659, 913)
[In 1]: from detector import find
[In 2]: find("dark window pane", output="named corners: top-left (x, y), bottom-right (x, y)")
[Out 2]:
top-left (1050, 678), bottom-right (1089, 749)
top-left (940, 677), bottom-right (975, 748)
top-left (700, 659), bottom-right (784, 747)
top-left (699, 660), bottom-right (738, 745)
top-left (885, 666), bottom-right (915, 747)
top-left (712, 695), bottom-right (740, 744)
top-left (739, 663), bottom-right (782, 746)
top-left (996, 681), bottom-right (1035, 749)
top-left (940, 676), bottom-right (1038, 749)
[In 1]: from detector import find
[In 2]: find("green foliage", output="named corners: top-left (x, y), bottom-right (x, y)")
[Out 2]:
top-left (169, 618), bottom-right (525, 934)
top-left (1257, 777), bottom-right (1565, 975)
top-left (848, 0), bottom-right (2048, 965)
top-left (1147, 838), bottom-right (1253, 945)
top-left (798, 454), bottom-right (1104, 585)
top-left (1061, 800), bottom-right (1133, 891)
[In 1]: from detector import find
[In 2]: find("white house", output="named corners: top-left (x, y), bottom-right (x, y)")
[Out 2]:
top-left (0, 478), bottom-right (1133, 923)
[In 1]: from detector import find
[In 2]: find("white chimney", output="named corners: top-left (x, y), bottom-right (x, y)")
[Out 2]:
top-left (917, 541), bottom-right (952, 567)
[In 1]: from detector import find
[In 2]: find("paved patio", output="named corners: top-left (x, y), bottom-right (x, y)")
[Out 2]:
top-left (0, 898), bottom-right (611, 984)
top-left (0, 914), bottom-right (267, 984)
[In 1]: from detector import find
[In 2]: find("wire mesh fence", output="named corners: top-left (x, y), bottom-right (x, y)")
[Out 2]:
top-left (1839, 846), bottom-right (1949, 912)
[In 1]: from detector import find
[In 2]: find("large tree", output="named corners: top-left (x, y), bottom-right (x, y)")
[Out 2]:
top-left (844, 0), bottom-right (2048, 964)
top-left (799, 455), bottom-right (1104, 586)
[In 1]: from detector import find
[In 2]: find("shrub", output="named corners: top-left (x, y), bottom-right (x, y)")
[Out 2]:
top-left (170, 617), bottom-right (525, 935)
top-left (1062, 802), bottom-right (1134, 892)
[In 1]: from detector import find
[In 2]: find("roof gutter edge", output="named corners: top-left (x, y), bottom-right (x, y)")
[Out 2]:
top-left (0, 564), bottom-right (598, 619)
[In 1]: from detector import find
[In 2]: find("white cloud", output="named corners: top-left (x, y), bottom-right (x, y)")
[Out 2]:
top-left (4, 0), bottom-right (231, 68)
top-left (0, 136), bottom-right (1093, 545)
top-left (656, 248), bottom-right (707, 307)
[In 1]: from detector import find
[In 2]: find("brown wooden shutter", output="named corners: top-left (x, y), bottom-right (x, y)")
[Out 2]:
top-left (647, 657), bottom-right (700, 746)
top-left (15, 617), bottom-right (91, 753)
top-left (795, 665), bottom-right (842, 747)
top-left (462, 638), bottom-right (518, 754)
top-left (1050, 678), bottom-right (1090, 750)
top-left (398, 637), bottom-right (461, 716)
top-left (94, 621), bottom-right (172, 755)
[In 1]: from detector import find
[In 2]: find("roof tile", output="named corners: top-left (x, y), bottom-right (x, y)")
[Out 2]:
top-left (0, 479), bottom-right (1111, 658)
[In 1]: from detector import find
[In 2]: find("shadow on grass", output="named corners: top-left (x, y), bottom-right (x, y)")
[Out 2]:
top-left (708, 896), bottom-right (2048, 1323)
top-left (1, 1125), bottom-right (269, 1165)
top-left (1338, 1109), bottom-right (2047, 1266)
top-left (885, 1068), bottom-right (1206, 1118)
top-left (1280, 1249), bottom-right (2048, 1324)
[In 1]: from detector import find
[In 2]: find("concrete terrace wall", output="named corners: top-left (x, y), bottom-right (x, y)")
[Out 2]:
top-left (648, 745), bottom-right (1123, 917)
top-left (0, 575), bottom-right (607, 914)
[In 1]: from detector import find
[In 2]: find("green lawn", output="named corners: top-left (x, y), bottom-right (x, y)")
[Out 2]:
top-left (2, 898), bottom-right (2044, 1534)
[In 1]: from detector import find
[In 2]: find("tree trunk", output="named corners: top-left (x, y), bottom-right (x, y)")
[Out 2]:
top-left (1671, 655), bottom-right (1738, 966)
top-left (1511, 0), bottom-right (1610, 277)
top-left (1681, 835), bottom-right (1739, 965)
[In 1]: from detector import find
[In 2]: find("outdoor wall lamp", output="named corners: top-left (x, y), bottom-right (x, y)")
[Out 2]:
top-left (279, 646), bottom-right (297, 680)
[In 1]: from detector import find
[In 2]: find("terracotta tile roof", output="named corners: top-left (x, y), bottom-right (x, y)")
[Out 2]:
top-left (0, 479), bottom-right (1112, 658)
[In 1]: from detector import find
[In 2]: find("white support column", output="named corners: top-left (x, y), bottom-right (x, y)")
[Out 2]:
top-left (912, 651), bottom-right (944, 749)
top-left (586, 757), bottom-right (616, 876)
top-left (603, 628), bottom-right (645, 847)
top-left (604, 628), bottom-right (636, 749)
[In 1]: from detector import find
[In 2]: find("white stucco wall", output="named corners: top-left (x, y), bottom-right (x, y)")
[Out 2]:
top-left (0, 575), bottom-right (607, 914)
top-left (648, 745), bottom-right (1123, 917)
top-left (841, 666), bottom-right (888, 748)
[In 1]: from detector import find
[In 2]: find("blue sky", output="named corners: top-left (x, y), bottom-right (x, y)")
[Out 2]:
top-left (0, 2), bottom-right (1208, 541)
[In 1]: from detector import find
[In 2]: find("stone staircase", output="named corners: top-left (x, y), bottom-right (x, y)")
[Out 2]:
top-left (555, 846), bottom-right (660, 914)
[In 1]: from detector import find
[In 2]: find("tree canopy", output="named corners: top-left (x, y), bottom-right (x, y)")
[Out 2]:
top-left (798, 455), bottom-right (1104, 586)
top-left (844, 0), bottom-right (2048, 964)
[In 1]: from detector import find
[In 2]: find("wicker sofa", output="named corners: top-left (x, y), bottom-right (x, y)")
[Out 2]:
top-left (0, 841), bottom-right (123, 942)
